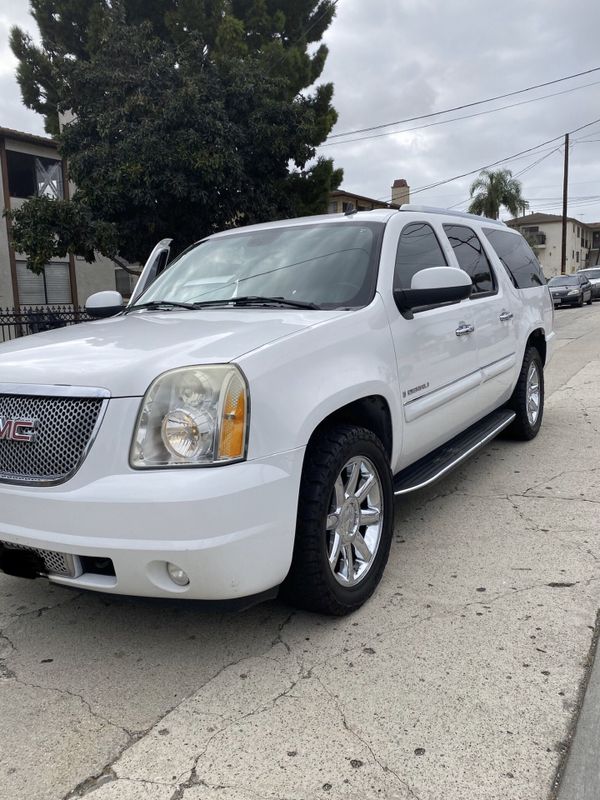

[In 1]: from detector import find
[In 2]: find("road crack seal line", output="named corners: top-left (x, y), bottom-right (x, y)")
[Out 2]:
top-left (313, 673), bottom-right (422, 800)
top-left (1, 589), bottom-right (85, 628)
top-left (170, 668), bottom-right (305, 797)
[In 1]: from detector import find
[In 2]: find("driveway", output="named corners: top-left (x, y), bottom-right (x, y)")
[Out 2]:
top-left (1, 302), bottom-right (600, 800)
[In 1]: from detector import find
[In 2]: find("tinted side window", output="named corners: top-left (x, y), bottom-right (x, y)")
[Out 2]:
top-left (394, 222), bottom-right (447, 289)
top-left (443, 225), bottom-right (495, 294)
top-left (483, 229), bottom-right (545, 288)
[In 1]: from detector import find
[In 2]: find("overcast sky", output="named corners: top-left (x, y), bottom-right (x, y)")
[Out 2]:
top-left (3, 0), bottom-right (600, 222)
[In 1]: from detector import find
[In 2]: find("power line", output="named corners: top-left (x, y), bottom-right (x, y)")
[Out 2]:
top-left (445, 148), bottom-right (564, 211)
top-left (370, 115), bottom-right (600, 205)
top-left (326, 65), bottom-right (600, 140)
top-left (513, 146), bottom-right (564, 179)
top-left (319, 79), bottom-right (600, 148)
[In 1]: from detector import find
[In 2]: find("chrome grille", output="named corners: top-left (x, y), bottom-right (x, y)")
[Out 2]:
top-left (1, 542), bottom-right (81, 577)
top-left (0, 393), bottom-right (104, 484)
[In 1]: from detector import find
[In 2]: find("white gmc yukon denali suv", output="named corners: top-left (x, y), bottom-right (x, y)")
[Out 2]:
top-left (0, 206), bottom-right (554, 614)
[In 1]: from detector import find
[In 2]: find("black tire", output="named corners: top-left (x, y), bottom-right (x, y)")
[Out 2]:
top-left (281, 425), bottom-right (394, 615)
top-left (587, 294), bottom-right (593, 305)
top-left (506, 346), bottom-right (544, 440)
top-left (578, 294), bottom-right (584, 307)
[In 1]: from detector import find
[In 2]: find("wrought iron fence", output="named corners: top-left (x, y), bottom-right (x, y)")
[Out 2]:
top-left (0, 305), bottom-right (92, 343)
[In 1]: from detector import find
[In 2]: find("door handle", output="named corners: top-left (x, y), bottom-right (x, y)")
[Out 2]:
top-left (499, 310), bottom-right (514, 322)
top-left (455, 323), bottom-right (475, 336)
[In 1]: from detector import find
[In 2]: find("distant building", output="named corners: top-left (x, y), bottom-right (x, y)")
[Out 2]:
top-left (0, 126), bottom-right (133, 308)
top-left (328, 177), bottom-right (410, 214)
top-left (391, 178), bottom-right (410, 206)
top-left (588, 222), bottom-right (600, 268)
top-left (507, 212), bottom-right (600, 277)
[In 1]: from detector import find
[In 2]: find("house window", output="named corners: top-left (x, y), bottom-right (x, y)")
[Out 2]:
top-left (16, 261), bottom-right (71, 305)
top-left (342, 202), bottom-right (354, 212)
top-left (6, 151), bottom-right (64, 199)
top-left (576, 251), bottom-right (580, 262)
top-left (327, 201), bottom-right (338, 213)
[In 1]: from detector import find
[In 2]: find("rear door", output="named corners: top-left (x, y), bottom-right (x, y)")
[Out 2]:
top-left (441, 224), bottom-right (519, 414)
top-left (387, 220), bottom-right (481, 463)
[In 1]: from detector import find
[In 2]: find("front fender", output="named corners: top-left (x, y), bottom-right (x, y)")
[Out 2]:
top-left (238, 297), bottom-right (403, 467)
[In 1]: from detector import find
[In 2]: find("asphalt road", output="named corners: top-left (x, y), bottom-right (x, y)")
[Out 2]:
top-left (1, 302), bottom-right (600, 800)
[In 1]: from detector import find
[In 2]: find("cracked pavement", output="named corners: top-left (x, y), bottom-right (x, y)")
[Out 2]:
top-left (2, 304), bottom-right (600, 800)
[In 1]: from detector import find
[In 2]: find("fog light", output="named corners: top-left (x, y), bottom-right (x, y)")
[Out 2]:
top-left (167, 562), bottom-right (190, 587)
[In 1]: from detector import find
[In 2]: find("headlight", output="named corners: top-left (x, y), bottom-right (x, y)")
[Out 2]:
top-left (131, 365), bottom-right (248, 468)
top-left (567, 289), bottom-right (579, 295)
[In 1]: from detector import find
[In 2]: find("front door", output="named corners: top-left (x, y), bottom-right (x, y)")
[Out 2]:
top-left (387, 221), bottom-right (481, 466)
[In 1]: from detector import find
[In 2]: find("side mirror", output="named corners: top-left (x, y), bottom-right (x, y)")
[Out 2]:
top-left (85, 290), bottom-right (124, 318)
top-left (394, 267), bottom-right (472, 312)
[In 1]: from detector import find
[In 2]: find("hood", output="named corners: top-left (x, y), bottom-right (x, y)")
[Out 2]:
top-left (0, 308), bottom-right (341, 396)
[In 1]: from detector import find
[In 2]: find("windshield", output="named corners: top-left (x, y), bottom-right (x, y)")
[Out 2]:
top-left (548, 276), bottom-right (578, 286)
top-left (579, 269), bottom-right (600, 279)
top-left (138, 221), bottom-right (384, 310)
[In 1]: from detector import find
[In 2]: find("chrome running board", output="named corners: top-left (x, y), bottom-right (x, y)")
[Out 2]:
top-left (393, 409), bottom-right (516, 495)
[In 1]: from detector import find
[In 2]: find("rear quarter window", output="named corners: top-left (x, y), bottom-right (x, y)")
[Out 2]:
top-left (483, 228), bottom-right (546, 288)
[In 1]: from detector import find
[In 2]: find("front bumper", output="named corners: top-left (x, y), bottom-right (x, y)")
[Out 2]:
top-left (0, 398), bottom-right (305, 600)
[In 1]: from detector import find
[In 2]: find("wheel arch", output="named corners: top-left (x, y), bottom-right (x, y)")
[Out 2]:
top-left (526, 327), bottom-right (547, 365)
top-left (305, 395), bottom-right (394, 462)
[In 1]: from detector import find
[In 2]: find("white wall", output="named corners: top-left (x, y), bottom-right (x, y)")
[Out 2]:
top-left (74, 254), bottom-right (120, 304)
top-left (521, 222), bottom-right (590, 278)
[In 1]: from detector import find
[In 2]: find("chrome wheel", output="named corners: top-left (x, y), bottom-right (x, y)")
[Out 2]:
top-left (526, 361), bottom-right (540, 426)
top-left (326, 456), bottom-right (383, 587)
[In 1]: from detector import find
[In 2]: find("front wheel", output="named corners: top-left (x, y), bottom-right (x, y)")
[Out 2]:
top-left (578, 294), bottom-right (584, 307)
top-left (587, 294), bottom-right (593, 305)
top-left (506, 346), bottom-right (544, 440)
top-left (282, 425), bottom-right (394, 615)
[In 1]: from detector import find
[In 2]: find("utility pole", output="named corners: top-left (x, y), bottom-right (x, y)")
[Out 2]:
top-left (560, 133), bottom-right (569, 275)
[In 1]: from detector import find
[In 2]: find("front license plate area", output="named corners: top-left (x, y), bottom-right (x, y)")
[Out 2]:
top-left (0, 545), bottom-right (45, 579)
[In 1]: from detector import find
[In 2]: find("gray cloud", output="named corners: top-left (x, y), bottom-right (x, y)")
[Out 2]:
top-left (3, 0), bottom-right (600, 221)
top-left (318, 0), bottom-right (600, 222)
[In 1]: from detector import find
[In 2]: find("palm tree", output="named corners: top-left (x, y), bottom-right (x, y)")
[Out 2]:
top-left (467, 169), bottom-right (529, 219)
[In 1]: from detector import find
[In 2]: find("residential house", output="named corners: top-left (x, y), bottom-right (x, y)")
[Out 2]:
top-left (507, 212), bottom-right (599, 278)
top-left (0, 126), bottom-right (132, 309)
top-left (587, 222), bottom-right (600, 268)
top-left (328, 178), bottom-right (410, 214)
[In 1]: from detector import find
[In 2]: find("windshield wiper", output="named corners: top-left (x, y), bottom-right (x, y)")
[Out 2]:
top-left (124, 300), bottom-right (198, 314)
top-left (192, 296), bottom-right (321, 310)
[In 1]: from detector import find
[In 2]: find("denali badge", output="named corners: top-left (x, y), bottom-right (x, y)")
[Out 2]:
top-left (0, 417), bottom-right (38, 443)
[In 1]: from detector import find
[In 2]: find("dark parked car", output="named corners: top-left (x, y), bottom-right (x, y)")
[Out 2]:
top-left (577, 268), bottom-right (600, 300)
top-left (548, 274), bottom-right (593, 307)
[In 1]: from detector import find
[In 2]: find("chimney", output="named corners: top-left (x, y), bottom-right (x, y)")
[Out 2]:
top-left (391, 178), bottom-right (410, 206)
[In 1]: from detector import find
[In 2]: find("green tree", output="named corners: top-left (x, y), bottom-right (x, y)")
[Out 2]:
top-left (8, 0), bottom-right (342, 272)
top-left (467, 168), bottom-right (529, 219)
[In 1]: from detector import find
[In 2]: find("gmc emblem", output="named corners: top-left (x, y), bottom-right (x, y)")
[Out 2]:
top-left (0, 417), bottom-right (38, 443)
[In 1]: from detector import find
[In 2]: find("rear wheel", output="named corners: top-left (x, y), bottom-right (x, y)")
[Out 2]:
top-left (282, 425), bottom-right (394, 615)
top-left (506, 346), bottom-right (544, 440)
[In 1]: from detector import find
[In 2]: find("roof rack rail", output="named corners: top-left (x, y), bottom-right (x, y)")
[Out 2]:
top-left (398, 205), bottom-right (507, 227)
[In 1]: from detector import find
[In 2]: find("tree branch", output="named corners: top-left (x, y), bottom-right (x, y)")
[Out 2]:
top-left (110, 254), bottom-right (141, 276)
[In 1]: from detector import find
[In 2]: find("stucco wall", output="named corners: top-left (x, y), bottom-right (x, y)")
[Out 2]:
top-left (517, 221), bottom-right (591, 278)
top-left (74, 254), bottom-right (120, 304)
